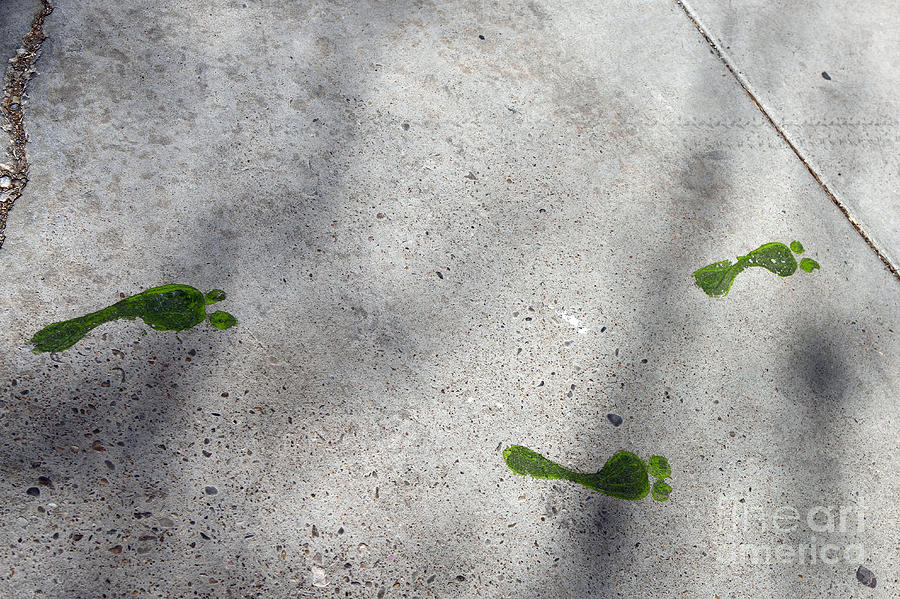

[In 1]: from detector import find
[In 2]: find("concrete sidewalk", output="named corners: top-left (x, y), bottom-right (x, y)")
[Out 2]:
top-left (0, 1), bottom-right (897, 597)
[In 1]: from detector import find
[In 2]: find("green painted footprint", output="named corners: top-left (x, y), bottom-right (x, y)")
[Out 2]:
top-left (503, 445), bottom-right (673, 502)
top-left (30, 284), bottom-right (237, 353)
top-left (693, 240), bottom-right (820, 298)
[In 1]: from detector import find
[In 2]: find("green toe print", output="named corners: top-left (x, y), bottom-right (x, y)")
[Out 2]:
top-left (693, 240), bottom-right (820, 298)
top-left (799, 257), bottom-right (820, 273)
top-left (503, 445), bottom-right (673, 502)
top-left (30, 284), bottom-right (237, 353)
top-left (652, 479), bottom-right (673, 502)
top-left (647, 455), bottom-right (671, 479)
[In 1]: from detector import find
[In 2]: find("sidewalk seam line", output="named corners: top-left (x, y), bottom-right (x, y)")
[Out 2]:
top-left (673, 0), bottom-right (900, 282)
top-left (0, 0), bottom-right (54, 252)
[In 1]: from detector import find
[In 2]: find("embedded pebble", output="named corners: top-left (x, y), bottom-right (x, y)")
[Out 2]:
top-left (606, 413), bottom-right (623, 427)
top-left (311, 565), bottom-right (328, 587)
top-left (204, 486), bottom-right (218, 495)
top-left (856, 565), bottom-right (876, 588)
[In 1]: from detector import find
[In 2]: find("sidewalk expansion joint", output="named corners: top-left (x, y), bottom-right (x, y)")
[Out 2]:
top-left (673, 0), bottom-right (900, 283)
top-left (0, 0), bottom-right (53, 251)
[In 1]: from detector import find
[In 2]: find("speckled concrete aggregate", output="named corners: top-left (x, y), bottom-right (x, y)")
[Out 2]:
top-left (0, 1), bottom-right (897, 598)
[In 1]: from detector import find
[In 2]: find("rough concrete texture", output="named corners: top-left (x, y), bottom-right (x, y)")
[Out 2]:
top-left (0, 0), bottom-right (41, 66)
top-left (682, 0), bottom-right (900, 269)
top-left (0, 1), bottom-right (897, 598)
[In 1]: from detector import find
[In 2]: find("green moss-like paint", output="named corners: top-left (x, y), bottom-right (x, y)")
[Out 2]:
top-left (30, 284), bottom-right (237, 352)
top-left (799, 257), bottom-right (820, 273)
top-left (648, 455), bottom-right (671, 479)
top-left (205, 289), bottom-right (227, 304)
top-left (503, 445), bottom-right (673, 502)
top-left (652, 479), bottom-right (672, 502)
top-left (693, 241), bottom-right (820, 297)
top-left (208, 310), bottom-right (238, 330)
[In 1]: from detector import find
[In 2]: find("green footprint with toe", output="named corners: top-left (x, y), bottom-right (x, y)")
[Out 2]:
top-left (693, 240), bottom-right (820, 298)
top-left (503, 445), bottom-right (673, 502)
top-left (30, 284), bottom-right (237, 353)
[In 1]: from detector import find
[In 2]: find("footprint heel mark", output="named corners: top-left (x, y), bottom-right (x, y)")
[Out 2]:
top-left (503, 445), bottom-right (672, 502)
top-left (693, 240), bottom-right (819, 297)
top-left (30, 284), bottom-right (238, 353)
top-left (692, 260), bottom-right (744, 298)
top-left (29, 318), bottom-right (100, 353)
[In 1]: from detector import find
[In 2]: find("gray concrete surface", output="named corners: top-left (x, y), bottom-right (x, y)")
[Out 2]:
top-left (0, 0), bottom-right (41, 66)
top-left (0, 1), bottom-right (897, 598)
top-left (683, 0), bottom-right (900, 269)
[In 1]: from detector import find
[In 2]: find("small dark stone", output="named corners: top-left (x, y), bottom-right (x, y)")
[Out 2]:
top-left (456, 575), bottom-right (466, 582)
top-left (204, 486), bottom-right (218, 495)
top-left (436, 271), bottom-right (443, 279)
top-left (856, 565), bottom-right (876, 588)
top-left (26, 487), bottom-right (40, 497)
top-left (337, 527), bottom-right (344, 534)
top-left (478, 35), bottom-right (485, 40)
top-left (37, 476), bottom-right (53, 488)
top-left (821, 71), bottom-right (831, 80)
top-left (401, 123), bottom-right (410, 131)
top-left (607, 413), bottom-right (623, 427)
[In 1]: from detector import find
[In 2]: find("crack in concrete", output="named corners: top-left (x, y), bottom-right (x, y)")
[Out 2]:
top-left (0, 0), bottom-right (53, 251)
top-left (674, 0), bottom-right (900, 283)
